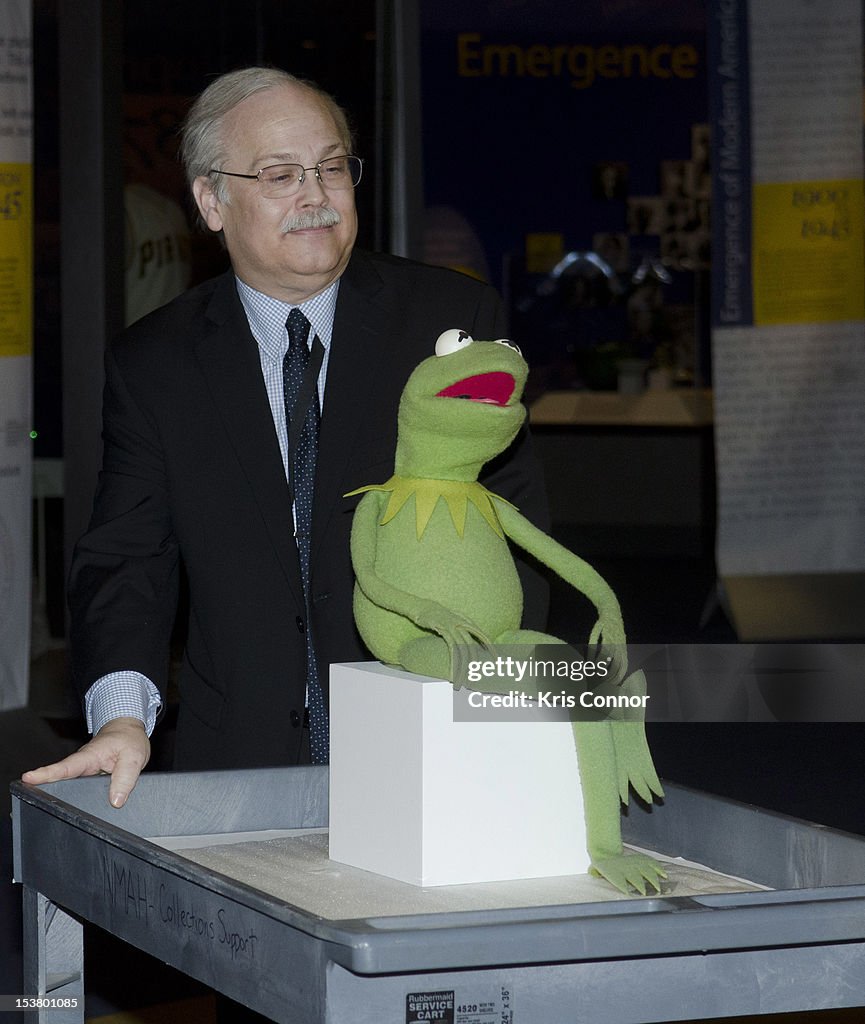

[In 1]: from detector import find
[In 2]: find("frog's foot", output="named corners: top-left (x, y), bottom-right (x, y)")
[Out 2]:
top-left (589, 852), bottom-right (667, 896)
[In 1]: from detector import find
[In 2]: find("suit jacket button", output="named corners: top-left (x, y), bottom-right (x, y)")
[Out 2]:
top-left (290, 710), bottom-right (301, 728)
top-left (295, 616), bottom-right (305, 633)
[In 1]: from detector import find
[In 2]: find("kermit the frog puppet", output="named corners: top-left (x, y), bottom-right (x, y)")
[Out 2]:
top-left (348, 329), bottom-right (665, 895)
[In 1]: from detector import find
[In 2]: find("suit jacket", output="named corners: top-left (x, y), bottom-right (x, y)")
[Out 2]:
top-left (69, 249), bottom-right (550, 769)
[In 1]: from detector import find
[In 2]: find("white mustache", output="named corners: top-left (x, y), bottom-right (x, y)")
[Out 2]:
top-left (281, 208), bottom-right (341, 233)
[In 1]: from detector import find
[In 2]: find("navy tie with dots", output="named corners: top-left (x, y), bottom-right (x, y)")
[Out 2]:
top-left (283, 308), bottom-right (328, 762)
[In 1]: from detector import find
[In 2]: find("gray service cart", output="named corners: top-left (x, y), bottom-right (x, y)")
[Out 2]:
top-left (11, 767), bottom-right (865, 1023)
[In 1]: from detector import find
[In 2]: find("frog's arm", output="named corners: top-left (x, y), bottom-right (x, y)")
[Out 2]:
top-left (493, 500), bottom-right (626, 664)
top-left (350, 490), bottom-right (492, 648)
top-left (495, 500), bottom-right (664, 811)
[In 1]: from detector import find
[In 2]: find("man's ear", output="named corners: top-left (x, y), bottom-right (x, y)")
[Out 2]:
top-left (192, 176), bottom-right (224, 232)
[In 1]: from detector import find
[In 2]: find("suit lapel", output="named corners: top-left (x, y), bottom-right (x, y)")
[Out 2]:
top-left (312, 253), bottom-right (392, 567)
top-left (193, 274), bottom-right (304, 605)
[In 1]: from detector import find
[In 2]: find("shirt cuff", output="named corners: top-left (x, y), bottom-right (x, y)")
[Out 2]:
top-left (84, 672), bottom-right (163, 737)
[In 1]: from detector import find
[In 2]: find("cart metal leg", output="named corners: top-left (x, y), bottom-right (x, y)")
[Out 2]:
top-left (22, 887), bottom-right (85, 1024)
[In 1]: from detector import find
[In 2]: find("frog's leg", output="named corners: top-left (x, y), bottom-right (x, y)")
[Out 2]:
top-left (396, 629), bottom-right (566, 689)
top-left (571, 721), bottom-right (666, 895)
top-left (495, 630), bottom-right (666, 896)
top-left (486, 628), bottom-right (564, 696)
top-left (398, 634), bottom-right (453, 680)
top-left (399, 627), bottom-right (665, 895)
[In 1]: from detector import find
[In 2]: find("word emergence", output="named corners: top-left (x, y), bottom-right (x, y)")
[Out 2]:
top-left (456, 33), bottom-right (699, 89)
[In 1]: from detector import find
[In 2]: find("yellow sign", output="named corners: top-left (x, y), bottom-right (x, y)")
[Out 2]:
top-left (0, 161), bottom-right (32, 357)
top-left (752, 179), bottom-right (865, 325)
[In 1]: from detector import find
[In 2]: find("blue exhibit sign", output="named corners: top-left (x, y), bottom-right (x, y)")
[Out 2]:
top-left (707, 0), bottom-right (753, 326)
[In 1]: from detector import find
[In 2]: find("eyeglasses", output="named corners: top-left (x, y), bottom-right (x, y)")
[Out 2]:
top-left (208, 155), bottom-right (363, 198)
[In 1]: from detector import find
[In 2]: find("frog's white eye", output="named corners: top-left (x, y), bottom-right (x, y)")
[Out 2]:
top-left (435, 329), bottom-right (474, 357)
top-left (493, 337), bottom-right (522, 356)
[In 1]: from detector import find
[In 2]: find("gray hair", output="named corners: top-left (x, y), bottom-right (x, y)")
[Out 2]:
top-left (180, 66), bottom-right (353, 203)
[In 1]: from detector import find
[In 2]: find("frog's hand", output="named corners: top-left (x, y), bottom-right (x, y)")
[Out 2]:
top-left (495, 501), bottom-right (629, 681)
top-left (607, 670), bottom-right (664, 805)
top-left (611, 721), bottom-right (664, 805)
top-left (590, 853), bottom-right (667, 896)
top-left (588, 618), bottom-right (628, 686)
top-left (413, 601), bottom-right (492, 649)
top-left (350, 491), bottom-right (491, 650)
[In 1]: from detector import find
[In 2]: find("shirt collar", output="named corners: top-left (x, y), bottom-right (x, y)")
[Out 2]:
top-left (235, 276), bottom-right (340, 361)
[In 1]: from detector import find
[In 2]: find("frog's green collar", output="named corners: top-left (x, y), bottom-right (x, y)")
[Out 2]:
top-left (345, 475), bottom-right (514, 540)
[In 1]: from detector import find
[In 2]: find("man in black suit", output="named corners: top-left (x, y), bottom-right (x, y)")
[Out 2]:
top-left (24, 67), bottom-right (548, 806)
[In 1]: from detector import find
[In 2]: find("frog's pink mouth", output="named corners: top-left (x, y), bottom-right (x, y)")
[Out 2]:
top-left (436, 372), bottom-right (515, 406)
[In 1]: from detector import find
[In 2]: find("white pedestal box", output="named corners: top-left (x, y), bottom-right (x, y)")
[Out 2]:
top-left (328, 662), bottom-right (589, 887)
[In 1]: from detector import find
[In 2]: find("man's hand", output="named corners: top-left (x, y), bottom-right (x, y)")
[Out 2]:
top-left (21, 717), bottom-right (150, 808)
